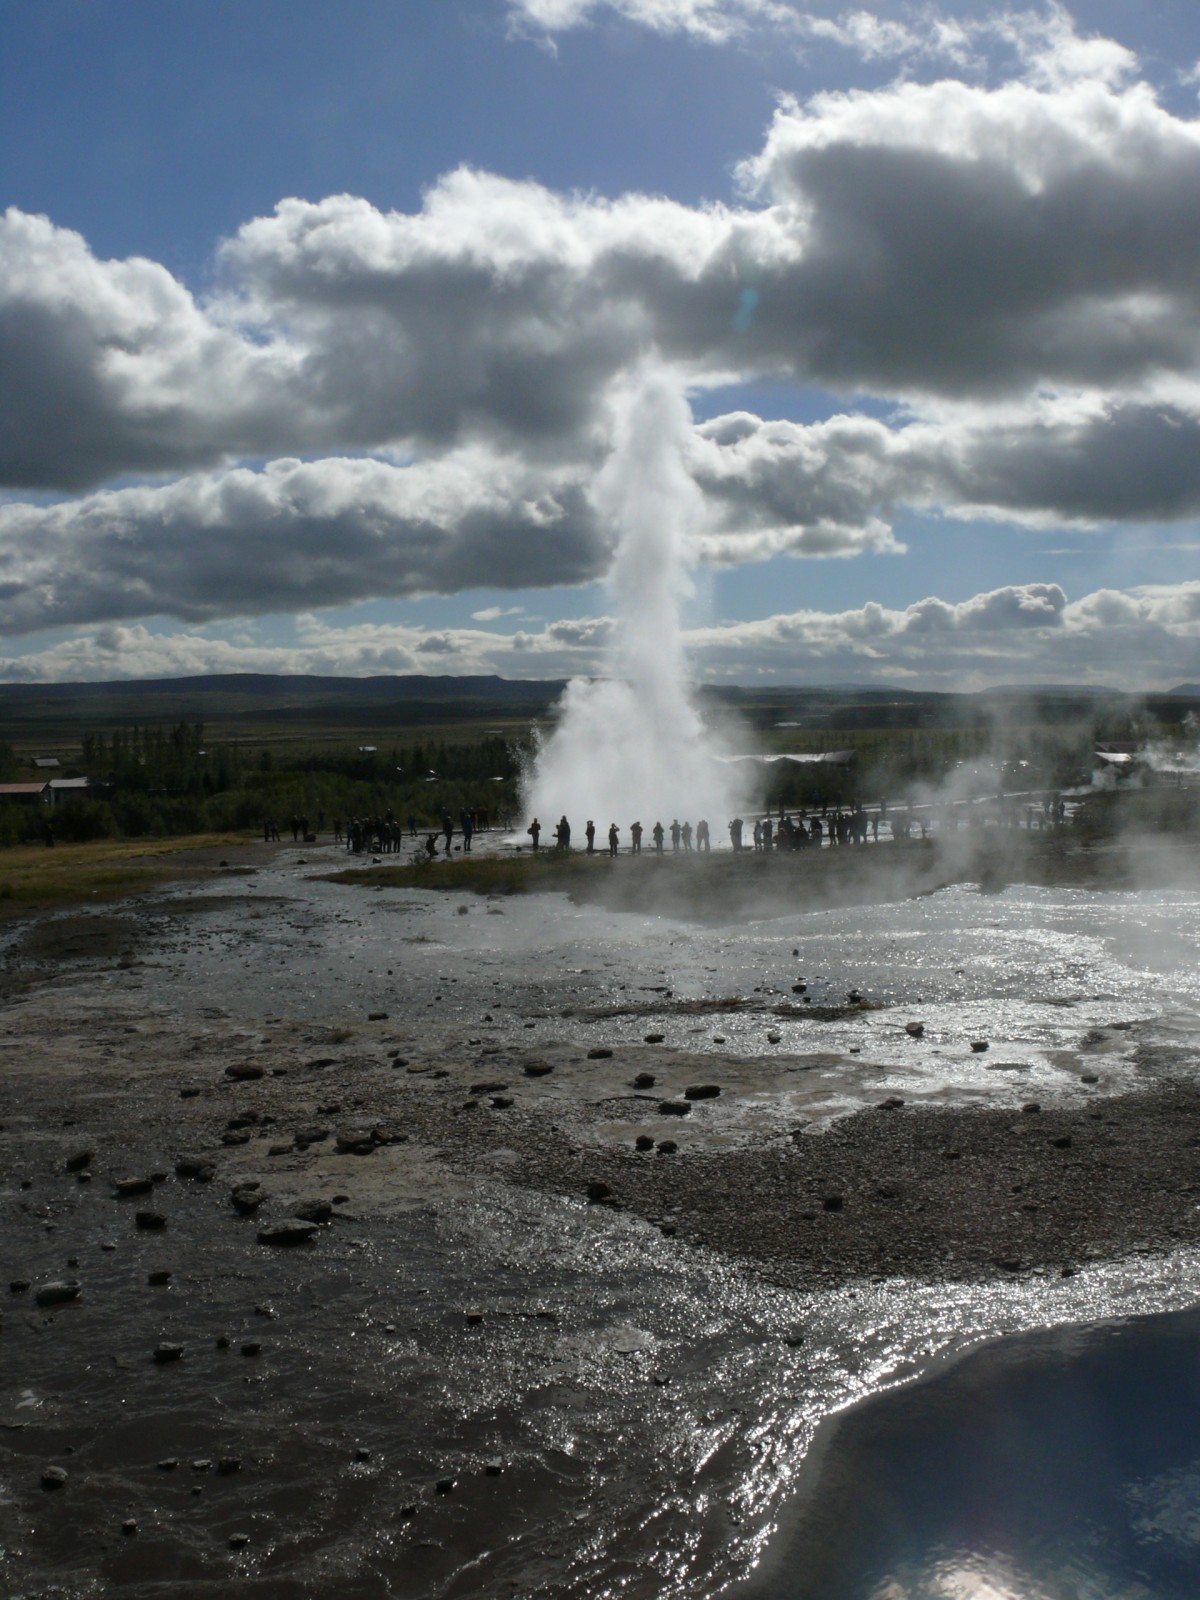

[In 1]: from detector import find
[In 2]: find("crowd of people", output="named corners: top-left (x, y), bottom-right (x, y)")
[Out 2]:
top-left (262, 790), bottom-right (1069, 864)
top-left (524, 793), bottom-right (1069, 855)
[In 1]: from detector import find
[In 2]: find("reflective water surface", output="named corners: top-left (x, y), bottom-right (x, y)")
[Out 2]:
top-left (737, 1307), bottom-right (1200, 1600)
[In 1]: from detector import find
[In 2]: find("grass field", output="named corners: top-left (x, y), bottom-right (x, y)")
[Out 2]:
top-left (0, 833), bottom-right (253, 918)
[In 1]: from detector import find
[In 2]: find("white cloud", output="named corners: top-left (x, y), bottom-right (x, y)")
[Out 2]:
top-left (2, 581), bottom-right (1196, 691)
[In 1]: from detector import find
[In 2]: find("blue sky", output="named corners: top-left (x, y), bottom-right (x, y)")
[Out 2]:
top-left (2, 0), bottom-right (1199, 687)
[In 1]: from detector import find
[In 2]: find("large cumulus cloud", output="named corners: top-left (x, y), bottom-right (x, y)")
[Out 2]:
top-left (5, 17), bottom-right (1200, 646)
top-left (0, 452), bottom-right (602, 631)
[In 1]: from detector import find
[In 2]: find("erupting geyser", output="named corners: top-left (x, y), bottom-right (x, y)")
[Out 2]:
top-left (523, 372), bottom-right (748, 836)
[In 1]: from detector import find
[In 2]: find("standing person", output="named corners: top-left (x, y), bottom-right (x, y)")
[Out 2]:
top-left (408, 813), bottom-right (417, 838)
top-left (555, 815), bottom-right (571, 849)
top-left (652, 821), bottom-right (665, 854)
top-left (670, 820), bottom-right (682, 852)
top-left (585, 820), bottom-right (596, 854)
top-left (461, 809), bottom-right (474, 852)
top-left (696, 819), bottom-right (709, 851)
top-left (681, 821), bottom-right (692, 851)
top-left (630, 821), bottom-right (643, 853)
top-left (607, 823), bottom-right (619, 857)
top-left (753, 819), bottom-right (763, 852)
top-left (730, 817), bottom-right (743, 850)
top-left (762, 817), bottom-right (773, 851)
top-left (442, 810), bottom-right (454, 854)
top-left (528, 817), bottom-right (542, 850)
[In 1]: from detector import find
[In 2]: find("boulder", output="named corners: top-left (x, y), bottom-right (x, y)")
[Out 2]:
top-left (34, 1279), bottom-right (81, 1308)
top-left (175, 1156), bottom-right (216, 1182)
top-left (256, 1219), bottom-right (319, 1246)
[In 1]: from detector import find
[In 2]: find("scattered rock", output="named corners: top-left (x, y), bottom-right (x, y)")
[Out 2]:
top-left (587, 1047), bottom-right (614, 1060)
top-left (1051, 1135), bottom-right (1073, 1149)
top-left (335, 1129), bottom-right (376, 1155)
top-left (221, 1130), bottom-right (251, 1146)
top-left (10, 1279), bottom-right (30, 1294)
top-left (435, 1477), bottom-right (456, 1495)
top-left (877, 1096), bottom-right (905, 1110)
top-left (152, 1342), bottom-right (185, 1364)
top-left (634, 1135), bottom-right (655, 1151)
top-left (218, 1457), bottom-right (241, 1474)
top-left (231, 1184), bottom-right (266, 1215)
top-left (484, 1458), bottom-right (503, 1476)
top-left (523, 1062), bottom-right (554, 1077)
top-left (657, 1100), bottom-right (691, 1117)
top-left (633, 1072), bottom-right (656, 1088)
top-left (713, 1036), bottom-right (726, 1044)
top-left (1081, 1073), bottom-right (1099, 1084)
top-left (122, 1518), bottom-right (138, 1536)
top-left (225, 1063), bottom-right (264, 1081)
top-left (821, 1194), bottom-right (843, 1212)
top-left (175, 1156), bottom-right (216, 1182)
top-left (228, 1532), bottom-right (250, 1550)
top-left (970, 1040), bottom-right (989, 1052)
top-left (684, 1084), bottom-right (720, 1100)
top-left (241, 1341), bottom-right (261, 1357)
top-left (470, 1082), bottom-right (507, 1095)
top-left (64, 1149), bottom-right (92, 1172)
top-left (135, 1211), bottom-right (167, 1231)
top-left (367, 1011), bottom-right (389, 1022)
top-left (256, 1219), bottom-right (319, 1246)
top-left (34, 1279), bottom-right (81, 1308)
top-left (40, 1466), bottom-right (68, 1490)
top-left (490, 1096), bottom-right (514, 1110)
top-left (147, 1269), bottom-right (172, 1286)
top-left (179, 1087), bottom-right (201, 1099)
top-left (1022, 1102), bottom-right (1042, 1114)
top-left (114, 1176), bottom-right (154, 1197)
top-left (586, 1180), bottom-right (613, 1204)
top-left (644, 1033), bottom-right (665, 1044)
top-left (905, 1021), bottom-right (925, 1038)
top-left (766, 1032), bottom-right (782, 1045)
top-left (656, 1140), bottom-right (678, 1155)
top-left (293, 1199), bottom-right (333, 1224)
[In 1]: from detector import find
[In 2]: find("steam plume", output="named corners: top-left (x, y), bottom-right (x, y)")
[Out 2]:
top-left (524, 371), bottom-right (747, 838)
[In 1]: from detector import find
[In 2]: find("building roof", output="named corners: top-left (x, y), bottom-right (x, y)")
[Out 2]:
top-left (0, 782), bottom-right (51, 796)
top-left (49, 777), bottom-right (91, 791)
top-left (32, 757), bottom-right (62, 768)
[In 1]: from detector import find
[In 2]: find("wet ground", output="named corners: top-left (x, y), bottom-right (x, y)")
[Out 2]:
top-left (3, 838), bottom-right (1200, 1597)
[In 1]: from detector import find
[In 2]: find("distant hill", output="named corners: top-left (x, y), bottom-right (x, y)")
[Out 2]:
top-left (0, 672), bottom-right (1195, 743)
top-left (0, 673), bottom-right (569, 730)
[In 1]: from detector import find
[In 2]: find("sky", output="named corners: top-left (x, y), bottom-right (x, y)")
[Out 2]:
top-left (2, 0), bottom-right (1200, 691)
